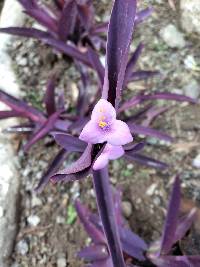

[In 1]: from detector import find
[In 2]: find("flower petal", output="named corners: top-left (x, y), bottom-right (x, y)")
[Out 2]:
top-left (106, 144), bottom-right (124, 160)
top-left (91, 99), bottom-right (116, 122)
top-left (93, 153), bottom-right (109, 170)
top-left (79, 120), bottom-right (106, 144)
top-left (93, 144), bottom-right (124, 170)
top-left (107, 120), bottom-right (133, 145)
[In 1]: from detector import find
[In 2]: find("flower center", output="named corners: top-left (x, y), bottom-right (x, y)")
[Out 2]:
top-left (99, 121), bottom-right (108, 128)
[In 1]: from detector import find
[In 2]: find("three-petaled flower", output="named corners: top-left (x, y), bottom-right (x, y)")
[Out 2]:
top-left (79, 99), bottom-right (133, 170)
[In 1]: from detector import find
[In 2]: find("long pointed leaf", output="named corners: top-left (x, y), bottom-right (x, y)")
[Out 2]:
top-left (44, 75), bottom-right (56, 116)
top-left (35, 148), bottom-right (68, 192)
top-left (58, 0), bottom-right (77, 41)
top-left (125, 153), bottom-right (168, 169)
top-left (124, 43), bottom-right (144, 86)
top-left (0, 27), bottom-right (92, 67)
top-left (159, 176), bottom-right (181, 255)
top-left (24, 112), bottom-right (60, 152)
top-left (120, 92), bottom-right (196, 112)
top-left (0, 89), bottom-right (45, 122)
top-left (52, 132), bottom-right (87, 152)
top-left (128, 123), bottom-right (173, 142)
top-left (174, 208), bottom-right (197, 244)
top-left (102, 0), bottom-right (137, 108)
top-left (75, 200), bottom-right (106, 244)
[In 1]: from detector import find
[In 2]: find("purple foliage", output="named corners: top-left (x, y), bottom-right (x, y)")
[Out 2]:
top-left (76, 176), bottom-right (199, 267)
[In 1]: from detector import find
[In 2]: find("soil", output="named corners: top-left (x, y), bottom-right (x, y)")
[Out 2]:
top-left (3, 0), bottom-right (200, 266)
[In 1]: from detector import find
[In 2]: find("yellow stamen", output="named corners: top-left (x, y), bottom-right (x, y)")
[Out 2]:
top-left (99, 121), bottom-right (107, 128)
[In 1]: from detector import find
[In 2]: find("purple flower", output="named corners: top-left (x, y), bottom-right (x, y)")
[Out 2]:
top-left (79, 99), bottom-right (133, 146)
top-left (93, 144), bottom-right (124, 170)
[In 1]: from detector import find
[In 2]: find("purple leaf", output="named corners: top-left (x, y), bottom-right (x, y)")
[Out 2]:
top-left (0, 110), bottom-right (25, 119)
top-left (51, 166), bottom-right (91, 183)
top-left (24, 9), bottom-right (58, 33)
top-left (75, 200), bottom-right (106, 244)
top-left (120, 227), bottom-right (147, 260)
top-left (35, 149), bottom-right (68, 193)
top-left (125, 153), bottom-right (168, 169)
top-left (58, 0), bottom-right (77, 41)
top-left (128, 70), bottom-right (160, 82)
top-left (19, 0), bottom-right (58, 33)
top-left (0, 88), bottom-right (45, 122)
top-left (174, 208), bottom-right (197, 244)
top-left (159, 176), bottom-right (181, 255)
top-left (51, 144), bottom-right (93, 181)
top-left (0, 27), bottom-right (92, 67)
top-left (52, 132), bottom-right (87, 152)
top-left (77, 0), bottom-right (94, 31)
top-left (102, 0), bottom-right (137, 108)
top-left (54, 119), bottom-right (71, 131)
top-left (92, 167), bottom-right (126, 267)
top-left (124, 43), bottom-right (144, 86)
top-left (119, 92), bottom-right (196, 113)
top-left (44, 75), bottom-right (56, 116)
top-left (24, 111), bottom-right (60, 152)
top-left (128, 123), bottom-right (173, 142)
top-left (88, 47), bottom-right (104, 86)
top-left (92, 22), bottom-right (108, 35)
top-left (141, 106), bottom-right (169, 127)
top-left (124, 142), bottom-right (145, 153)
top-left (135, 7), bottom-right (153, 24)
top-left (78, 245), bottom-right (109, 261)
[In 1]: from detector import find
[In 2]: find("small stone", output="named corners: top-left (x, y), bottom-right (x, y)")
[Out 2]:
top-left (184, 55), bottom-right (197, 70)
top-left (153, 196), bottom-right (161, 206)
top-left (193, 154), bottom-right (200, 168)
top-left (160, 24), bottom-right (185, 48)
top-left (180, 0), bottom-right (200, 35)
top-left (16, 240), bottom-right (29, 255)
top-left (183, 80), bottom-right (200, 99)
top-left (31, 195), bottom-right (42, 207)
top-left (57, 257), bottom-right (67, 267)
top-left (27, 215), bottom-right (40, 226)
top-left (146, 183), bottom-right (157, 196)
top-left (18, 57), bottom-right (28, 66)
top-left (122, 201), bottom-right (132, 218)
top-left (56, 216), bottom-right (65, 224)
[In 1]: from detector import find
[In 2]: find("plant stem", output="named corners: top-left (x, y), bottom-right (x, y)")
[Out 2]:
top-left (92, 167), bottom-right (125, 267)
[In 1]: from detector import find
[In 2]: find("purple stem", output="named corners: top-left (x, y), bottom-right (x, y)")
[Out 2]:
top-left (92, 168), bottom-right (125, 267)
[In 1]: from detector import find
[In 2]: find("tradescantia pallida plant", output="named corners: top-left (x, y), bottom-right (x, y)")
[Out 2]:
top-left (0, 0), bottom-right (199, 266)
top-left (0, 0), bottom-right (197, 191)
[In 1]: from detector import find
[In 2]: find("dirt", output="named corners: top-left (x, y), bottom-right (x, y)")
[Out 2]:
top-left (3, 0), bottom-right (200, 266)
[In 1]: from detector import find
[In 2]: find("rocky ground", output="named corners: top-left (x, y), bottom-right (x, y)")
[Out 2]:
top-left (1, 0), bottom-right (200, 267)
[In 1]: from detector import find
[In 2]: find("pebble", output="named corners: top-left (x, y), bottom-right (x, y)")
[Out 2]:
top-left (183, 80), bottom-right (200, 99)
top-left (27, 215), bottom-right (40, 226)
top-left (31, 195), bottom-right (42, 207)
top-left (160, 24), bottom-right (185, 48)
top-left (17, 57), bottom-right (28, 66)
top-left (122, 201), bottom-right (132, 218)
top-left (16, 240), bottom-right (29, 255)
top-left (192, 154), bottom-right (200, 168)
top-left (146, 183), bottom-right (157, 196)
top-left (180, 0), bottom-right (200, 35)
top-left (57, 257), bottom-right (67, 267)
